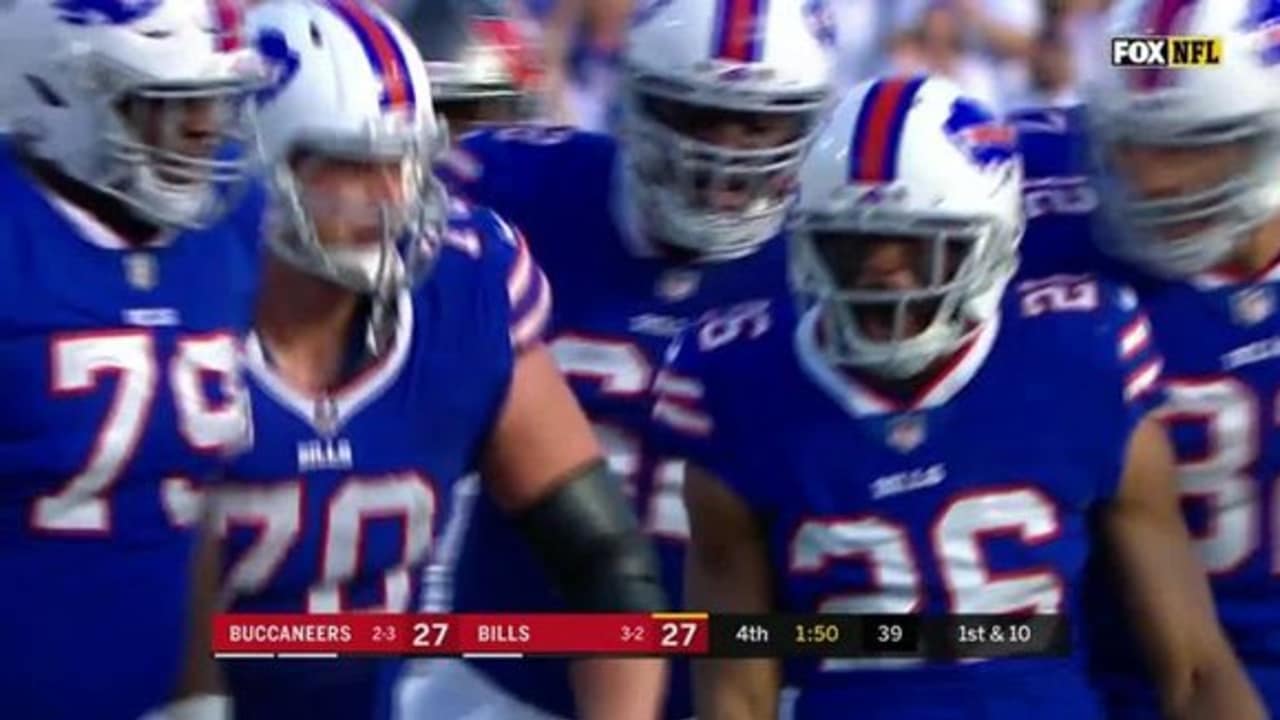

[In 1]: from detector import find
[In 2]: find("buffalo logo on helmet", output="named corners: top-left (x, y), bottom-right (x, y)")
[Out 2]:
top-left (1250, 0), bottom-right (1280, 66)
top-left (803, 0), bottom-right (837, 49)
top-left (255, 29), bottom-right (302, 104)
top-left (630, 0), bottom-right (674, 27)
top-left (54, 0), bottom-right (161, 25)
top-left (943, 98), bottom-right (1017, 168)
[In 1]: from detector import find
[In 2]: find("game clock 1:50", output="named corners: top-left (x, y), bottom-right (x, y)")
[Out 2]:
top-left (794, 622), bottom-right (840, 645)
top-left (785, 615), bottom-right (858, 655)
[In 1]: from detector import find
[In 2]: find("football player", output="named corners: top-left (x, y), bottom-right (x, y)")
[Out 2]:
top-left (398, 0), bottom-right (835, 718)
top-left (0, 0), bottom-right (262, 718)
top-left (219, 2), bottom-right (665, 719)
top-left (1017, 0), bottom-right (1280, 715)
top-left (656, 75), bottom-right (1263, 720)
top-left (403, 0), bottom-right (542, 139)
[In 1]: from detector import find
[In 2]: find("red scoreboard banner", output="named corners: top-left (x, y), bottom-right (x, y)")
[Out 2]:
top-left (212, 613), bottom-right (710, 657)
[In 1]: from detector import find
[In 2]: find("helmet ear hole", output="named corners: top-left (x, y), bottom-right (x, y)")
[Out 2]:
top-left (309, 21), bottom-right (322, 47)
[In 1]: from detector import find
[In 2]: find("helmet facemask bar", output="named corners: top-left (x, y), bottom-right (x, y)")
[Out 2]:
top-left (431, 76), bottom-right (534, 135)
top-left (101, 70), bottom-right (262, 230)
top-left (619, 70), bottom-right (828, 260)
top-left (266, 128), bottom-right (447, 301)
top-left (789, 211), bottom-right (1017, 379)
top-left (1090, 111), bottom-right (1280, 278)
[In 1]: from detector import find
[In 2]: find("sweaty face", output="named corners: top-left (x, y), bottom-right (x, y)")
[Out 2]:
top-left (291, 154), bottom-right (412, 249)
top-left (643, 96), bottom-right (807, 213)
top-left (1110, 137), bottom-right (1255, 240)
top-left (815, 233), bottom-right (969, 342)
top-left (119, 91), bottom-right (243, 185)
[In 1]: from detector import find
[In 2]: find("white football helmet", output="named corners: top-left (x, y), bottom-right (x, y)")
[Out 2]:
top-left (249, 0), bottom-right (445, 297)
top-left (408, 0), bottom-right (540, 107)
top-left (619, 0), bottom-right (836, 260)
top-left (1087, 0), bottom-right (1280, 277)
top-left (0, 0), bottom-right (262, 229)
top-left (790, 75), bottom-right (1023, 379)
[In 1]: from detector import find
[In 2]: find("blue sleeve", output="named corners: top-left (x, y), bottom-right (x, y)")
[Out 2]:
top-left (1091, 281), bottom-right (1167, 500)
top-left (434, 124), bottom-right (594, 217)
top-left (1012, 274), bottom-right (1165, 501)
top-left (456, 204), bottom-right (552, 353)
top-left (1007, 104), bottom-right (1090, 181)
top-left (435, 129), bottom-right (513, 208)
top-left (1007, 107), bottom-right (1107, 278)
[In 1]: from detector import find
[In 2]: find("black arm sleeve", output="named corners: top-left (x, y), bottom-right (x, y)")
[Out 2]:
top-left (513, 460), bottom-right (669, 612)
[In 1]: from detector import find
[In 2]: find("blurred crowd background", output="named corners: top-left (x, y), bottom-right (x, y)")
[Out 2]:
top-left (382, 0), bottom-right (1114, 131)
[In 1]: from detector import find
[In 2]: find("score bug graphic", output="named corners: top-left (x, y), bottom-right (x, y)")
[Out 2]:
top-left (213, 612), bottom-right (1067, 659)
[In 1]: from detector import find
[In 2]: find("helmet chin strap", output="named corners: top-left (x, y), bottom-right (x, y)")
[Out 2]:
top-left (129, 162), bottom-right (214, 229)
top-left (325, 245), bottom-right (407, 296)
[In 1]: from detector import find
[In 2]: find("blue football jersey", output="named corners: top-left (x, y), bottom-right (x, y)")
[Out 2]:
top-left (217, 201), bottom-right (548, 720)
top-left (651, 274), bottom-right (1165, 720)
top-left (1086, 261), bottom-right (1280, 715)
top-left (0, 141), bottom-right (261, 720)
top-left (437, 126), bottom-right (787, 719)
top-left (1014, 108), bottom-right (1280, 714)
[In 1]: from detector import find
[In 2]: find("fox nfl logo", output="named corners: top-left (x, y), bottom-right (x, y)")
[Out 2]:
top-left (1110, 36), bottom-right (1222, 67)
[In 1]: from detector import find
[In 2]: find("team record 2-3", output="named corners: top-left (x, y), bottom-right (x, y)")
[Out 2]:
top-left (212, 613), bottom-right (1070, 660)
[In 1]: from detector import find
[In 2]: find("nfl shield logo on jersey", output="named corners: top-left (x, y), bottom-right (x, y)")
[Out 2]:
top-left (656, 269), bottom-right (700, 302)
top-left (886, 413), bottom-right (926, 452)
top-left (123, 252), bottom-right (157, 291)
top-left (1231, 285), bottom-right (1275, 326)
top-left (313, 394), bottom-right (340, 436)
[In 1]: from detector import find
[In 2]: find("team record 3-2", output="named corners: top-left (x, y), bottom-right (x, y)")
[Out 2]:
top-left (212, 613), bottom-right (1070, 660)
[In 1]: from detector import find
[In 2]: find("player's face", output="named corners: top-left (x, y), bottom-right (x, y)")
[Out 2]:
top-left (647, 98), bottom-right (805, 212)
top-left (1111, 139), bottom-right (1253, 240)
top-left (816, 233), bottom-right (966, 341)
top-left (292, 155), bottom-right (411, 249)
top-left (119, 94), bottom-right (238, 184)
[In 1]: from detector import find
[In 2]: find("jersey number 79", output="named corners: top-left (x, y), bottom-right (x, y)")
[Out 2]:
top-left (31, 331), bottom-right (246, 534)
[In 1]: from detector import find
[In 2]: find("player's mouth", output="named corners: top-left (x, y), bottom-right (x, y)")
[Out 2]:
top-left (348, 227), bottom-right (386, 248)
top-left (694, 172), bottom-right (750, 212)
top-left (854, 301), bottom-right (936, 342)
top-left (1155, 217), bottom-right (1215, 241)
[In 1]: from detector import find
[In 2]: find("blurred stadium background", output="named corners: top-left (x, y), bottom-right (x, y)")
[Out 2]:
top-left (376, 0), bottom-right (1110, 131)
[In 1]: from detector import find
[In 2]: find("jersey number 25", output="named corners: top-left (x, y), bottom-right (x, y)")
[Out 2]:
top-left (550, 334), bottom-right (689, 542)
